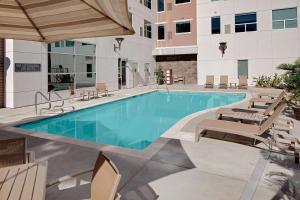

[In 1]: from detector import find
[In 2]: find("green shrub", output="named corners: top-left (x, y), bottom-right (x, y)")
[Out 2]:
top-left (154, 67), bottom-right (165, 84)
top-left (255, 73), bottom-right (283, 88)
top-left (278, 58), bottom-right (300, 102)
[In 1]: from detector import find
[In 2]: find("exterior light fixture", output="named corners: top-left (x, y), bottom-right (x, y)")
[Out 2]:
top-left (219, 42), bottom-right (227, 57)
top-left (114, 37), bottom-right (124, 52)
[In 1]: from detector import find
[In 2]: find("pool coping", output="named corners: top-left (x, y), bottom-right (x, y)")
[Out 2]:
top-left (161, 89), bottom-right (251, 141)
top-left (1, 89), bottom-right (248, 159)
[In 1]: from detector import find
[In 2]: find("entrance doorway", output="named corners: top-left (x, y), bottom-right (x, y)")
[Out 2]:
top-left (118, 58), bottom-right (127, 89)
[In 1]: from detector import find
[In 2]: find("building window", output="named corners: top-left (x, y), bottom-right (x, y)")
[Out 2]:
top-left (235, 13), bottom-right (257, 32)
top-left (158, 0), bottom-right (164, 12)
top-left (48, 41), bottom-right (96, 91)
top-left (211, 16), bottom-right (221, 34)
top-left (55, 42), bottom-right (60, 47)
top-left (272, 8), bottom-right (298, 29)
top-left (175, 0), bottom-right (190, 4)
top-left (238, 60), bottom-right (248, 78)
top-left (144, 0), bottom-right (151, 9)
top-left (176, 21), bottom-right (191, 34)
top-left (86, 64), bottom-right (93, 78)
top-left (144, 20), bottom-right (152, 38)
top-left (158, 24), bottom-right (165, 40)
top-left (66, 40), bottom-right (74, 47)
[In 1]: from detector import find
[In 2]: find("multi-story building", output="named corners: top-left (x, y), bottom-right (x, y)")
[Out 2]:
top-left (153, 0), bottom-right (198, 84)
top-left (1, 0), bottom-right (300, 108)
top-left (197, 0), bottom-right (300, 85)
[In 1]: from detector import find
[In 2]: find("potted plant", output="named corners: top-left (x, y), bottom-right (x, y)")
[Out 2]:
top-left (278, 58), bottom-right (300, 120)
top-left (154, 67), bottom-right (165, 85)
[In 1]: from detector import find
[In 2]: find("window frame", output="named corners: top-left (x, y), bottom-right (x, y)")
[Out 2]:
top-left (144, 20), bottom-right (152, 39)
top-left (157, 0), bottom-right (165, 12)
top-left (174, 0), bottom-right (191, 5)
top-left (272, 7), bottom-right (298, 30)
top-left (175, 20), bottom-right (192, 34)
top-left (237, 60), bottom-right (249, 78)
top-left (157, 24), bottom-right (165, 40)
top-left (144, 0), bottom-right (151, 9)
top-left (48, 41), bottom-right (96, 91)
top-left (211, 16), bottom-right (221, 34)
top-left (235, 12), bottom-right (257, 33)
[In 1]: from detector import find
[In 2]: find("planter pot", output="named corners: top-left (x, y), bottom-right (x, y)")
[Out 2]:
top-left (157, 79), bottom-right (164, 85)
top-left (293, 106), bottom-right (300, 120)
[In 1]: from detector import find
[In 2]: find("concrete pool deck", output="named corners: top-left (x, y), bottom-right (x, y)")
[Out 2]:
top-left (0, 85), bottom-right (299, 200)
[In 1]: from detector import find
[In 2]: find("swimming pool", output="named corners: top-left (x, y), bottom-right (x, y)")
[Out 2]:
top-left (17, 91), bottom-right (245, 150)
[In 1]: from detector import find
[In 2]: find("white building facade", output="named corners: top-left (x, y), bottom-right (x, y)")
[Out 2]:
top-left (4, 0), bottom-right (156, 108)
top-left (197, 0), bottom-right (300, 85)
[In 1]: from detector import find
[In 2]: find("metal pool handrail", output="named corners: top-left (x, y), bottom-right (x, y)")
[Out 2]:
top-left (35, 91), bottom-right (51, 115)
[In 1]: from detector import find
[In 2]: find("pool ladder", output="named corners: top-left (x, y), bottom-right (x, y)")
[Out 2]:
top-left (35, 91), bottom-right (51, 115)
top-left (35, 91), bottom-right (74, 115)
top-left (156, 80), bottom-right (169, 93)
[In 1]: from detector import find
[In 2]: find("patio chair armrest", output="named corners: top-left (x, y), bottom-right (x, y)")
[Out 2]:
top-left (46, 168), bottom-right (93, 188)
top-left (26, 151), bottom-right (35, 163)
top-left (115, 193), bottom-right (121, 200)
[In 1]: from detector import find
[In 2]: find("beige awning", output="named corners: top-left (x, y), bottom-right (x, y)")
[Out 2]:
top-left (0, 0), bottom-right (134, 43)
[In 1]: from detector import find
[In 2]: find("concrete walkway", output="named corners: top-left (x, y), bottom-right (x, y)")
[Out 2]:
top-left (0, 85), bottom-right (299, 200)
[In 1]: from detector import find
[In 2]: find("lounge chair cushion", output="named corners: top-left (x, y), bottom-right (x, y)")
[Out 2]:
top-left (197, 119), bottom-right (260, 136)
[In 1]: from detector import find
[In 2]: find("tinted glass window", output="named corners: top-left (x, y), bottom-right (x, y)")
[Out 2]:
top-left (272, 8), bottom-right (297, 29)
top-left (144, 20), bottom-right (152, 38)
top-left (211, 17), bottom-right (221, 34)
top-left (175, 0), bottom-right (190, 4)
top-left (235, 13), bottom-right (257, 32)
top-left (158, 25), bottom-right (165, 40)
top-left (158, 0), bottom-right (164, 12)
top-left (48, 41), bottom-right (96, 91)
top-left (176, 21), bottom-right (191, 33)
top-left (145, 0), bottom-right (151, 9)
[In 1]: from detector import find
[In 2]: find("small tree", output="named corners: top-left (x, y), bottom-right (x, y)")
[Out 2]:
top-left (154, 67), bottom-right (165, 84)
top-left (278, 58), bottom-right (300, 103)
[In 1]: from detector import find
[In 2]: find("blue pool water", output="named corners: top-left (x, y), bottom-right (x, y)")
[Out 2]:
top-left (17, 91), bottom-right (245, 150)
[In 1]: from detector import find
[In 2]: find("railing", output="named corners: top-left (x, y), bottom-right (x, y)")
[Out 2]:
top-left (50, 90), bottom-right (75, 112)
top-left (35, 90), bottom-right (75, 115)
top-left (50, 90), bottom-right (64, 110)
top-left (155, 79), bottom-right (169, 93)
top-left (35, 91), bottom-right (51, 115)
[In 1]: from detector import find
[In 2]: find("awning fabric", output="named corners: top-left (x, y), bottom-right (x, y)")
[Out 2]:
top-left (0, 0), bottom-right (134, 43)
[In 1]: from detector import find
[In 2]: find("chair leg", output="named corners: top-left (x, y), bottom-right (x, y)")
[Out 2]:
top-left (290, 140), bottom-right (299, 164)
top-left (295, 151), bottom-right (299, 164)
top-left (195, 130), bottom-right (206, 143)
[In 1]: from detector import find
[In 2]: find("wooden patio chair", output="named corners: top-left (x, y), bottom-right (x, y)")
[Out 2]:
top-left (237, 75), bottom-right (248, 89)
top-left (91, 152), bottom-right (121, 200)
top-left (205, 75), bottom-right (214, 88)
top-left (219, 75), bottom-right (228, 89)
top-left (47, 152), bottom-right (121, 200)
top-left (0, 138), bottom-right (34, 168)
top-left (195, 101), bottom-right (299, 162)
top-left (95, 83), bottom-right (109, 97)
top-left (216, 90), bottom-right (286, 121)
top-left (249, 91), bottom-right (286, 108)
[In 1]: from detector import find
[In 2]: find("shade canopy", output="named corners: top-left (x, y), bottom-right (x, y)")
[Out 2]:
top-left (0, 0), bottom-right (134, 43)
